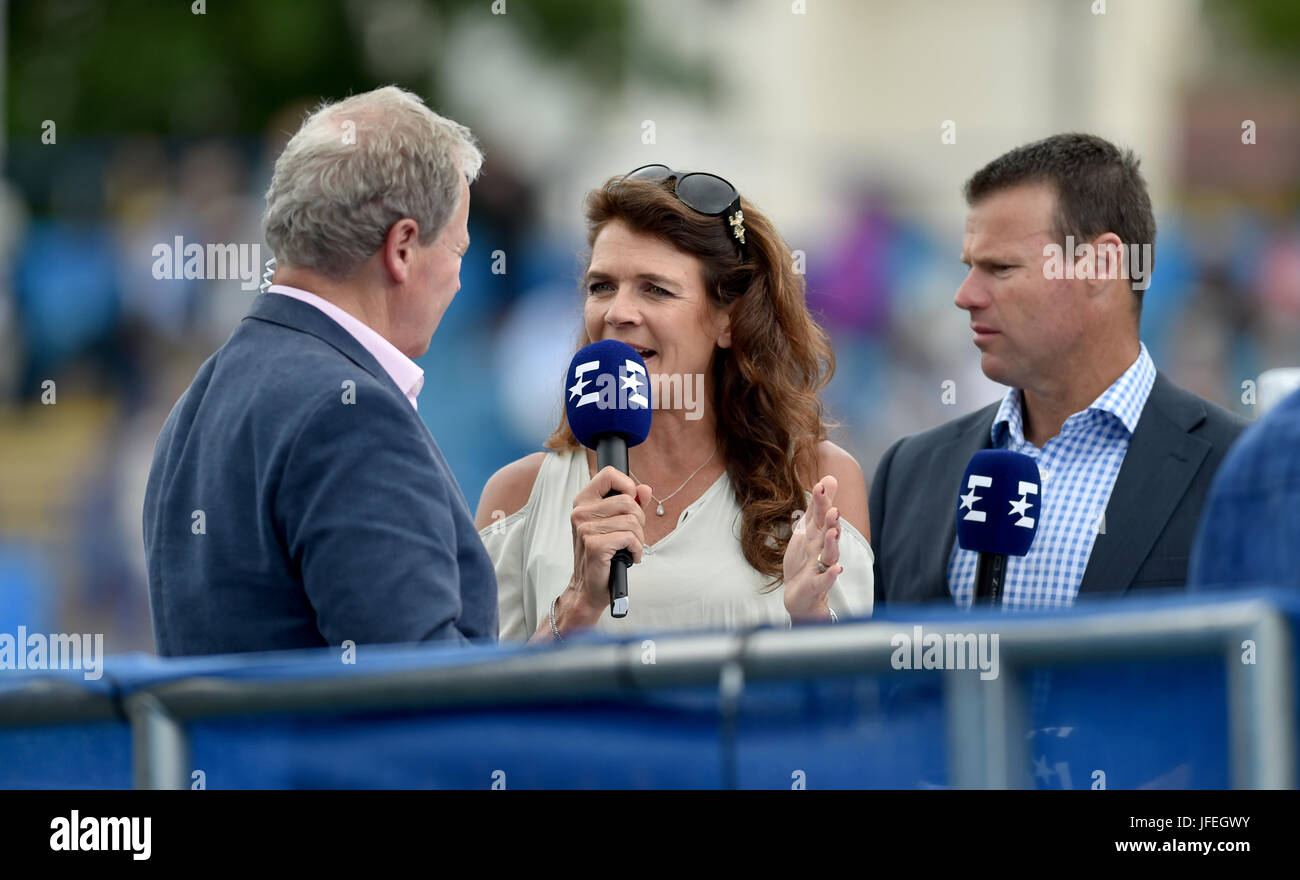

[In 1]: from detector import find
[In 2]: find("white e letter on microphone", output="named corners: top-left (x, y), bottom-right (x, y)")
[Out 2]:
top-left (960, 474), bottom-right (991, 522)
top-left (569, 360), bottom-right (600, 408)
top-left (620, 359), bottom-right (649, 408)
top-left (1010, 481), bottom-right (1038, 529)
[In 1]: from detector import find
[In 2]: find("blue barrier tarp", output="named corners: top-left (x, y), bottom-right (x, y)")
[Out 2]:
top-left (0, 588), bottom-right (1296, 788)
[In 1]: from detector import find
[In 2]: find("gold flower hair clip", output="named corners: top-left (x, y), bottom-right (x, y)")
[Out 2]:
top-left (729, 209), bottom-right (746, 246)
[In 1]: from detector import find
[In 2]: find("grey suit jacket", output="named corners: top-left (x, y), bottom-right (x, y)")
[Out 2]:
top-left (868, 372), bottom-right (1247, 606)
top-left (143, 293), bottom-right (497, 655)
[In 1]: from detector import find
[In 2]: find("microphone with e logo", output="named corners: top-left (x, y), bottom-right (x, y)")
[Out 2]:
top-left (956, 450), bottom-right (1042, 607)
top-left (563, 339), bottom-right (653, 618)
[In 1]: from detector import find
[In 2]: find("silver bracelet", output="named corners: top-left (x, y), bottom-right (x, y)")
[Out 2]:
top-left (549, 595), bottom-right (564, 643)
top-left (828, 606), bottom-right (838, 624)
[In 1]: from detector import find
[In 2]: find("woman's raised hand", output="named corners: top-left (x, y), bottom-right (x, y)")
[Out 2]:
top-left (782, 475), bottom-right (842, 623)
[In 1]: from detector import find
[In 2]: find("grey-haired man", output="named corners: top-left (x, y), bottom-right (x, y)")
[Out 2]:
top-left (144, 86), bottom-right (496, 655)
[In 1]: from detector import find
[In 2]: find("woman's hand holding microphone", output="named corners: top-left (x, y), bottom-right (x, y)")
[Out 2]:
top-left (530, 467), bottom-right (653, 643)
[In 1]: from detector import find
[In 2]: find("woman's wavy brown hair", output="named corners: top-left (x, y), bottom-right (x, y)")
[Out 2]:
top-left (544, 173), bottom-right (836, 587)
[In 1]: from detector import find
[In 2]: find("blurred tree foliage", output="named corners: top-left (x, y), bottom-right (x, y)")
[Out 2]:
top-left (1208, 0), bottom-right (1300, 62)
top-left (6, 0), bottom-right (705, 136)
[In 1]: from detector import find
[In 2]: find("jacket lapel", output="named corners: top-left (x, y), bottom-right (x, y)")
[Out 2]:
top-left (1077, 372), bottom-right (1210, 596)
top-left (916, 405), bottom-right (998, 602)
top-left (244, 292), bottom-right (399, 397)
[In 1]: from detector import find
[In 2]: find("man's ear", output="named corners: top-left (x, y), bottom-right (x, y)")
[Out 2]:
top-left (382, 218), bottom-right (421, 284)
top-left (1088, 232), bottom-right (1125, 297)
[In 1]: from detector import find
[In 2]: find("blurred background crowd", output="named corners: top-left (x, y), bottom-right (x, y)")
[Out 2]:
top-left (0, 0), bottom-right (1297, 653)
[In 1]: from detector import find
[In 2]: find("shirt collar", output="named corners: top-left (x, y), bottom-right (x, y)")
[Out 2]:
top-left (991, 342), bottom-right (1156, 447)
top-left (267, 284), bottom-right (425, 408)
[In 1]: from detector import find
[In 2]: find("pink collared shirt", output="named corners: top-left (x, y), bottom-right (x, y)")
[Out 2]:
top-left (268, 284), bottom-right (425, 411)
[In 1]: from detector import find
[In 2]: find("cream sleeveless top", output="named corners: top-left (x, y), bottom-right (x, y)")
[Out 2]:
top-left (480, 449), bottom-right (874, 640)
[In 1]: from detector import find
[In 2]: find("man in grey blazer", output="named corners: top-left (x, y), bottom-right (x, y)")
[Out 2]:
top-left (143, 86), bottom-right (496, 655)
top-left (870, 134), bottom-right (1246, 609)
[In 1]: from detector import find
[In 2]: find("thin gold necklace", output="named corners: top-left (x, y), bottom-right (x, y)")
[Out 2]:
top-left (630, 448), bottom-right (718, 516)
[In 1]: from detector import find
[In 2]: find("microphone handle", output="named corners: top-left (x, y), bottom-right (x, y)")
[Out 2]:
top-left (596, 435), bottom-right (632, 618)
top-left (974, 552), bottom-right (1007, 606)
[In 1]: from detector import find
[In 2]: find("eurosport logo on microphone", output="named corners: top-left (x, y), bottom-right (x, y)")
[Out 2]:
top-left (569, 357), bottom-right (649, 410)
top-left (568, 359), bottom-right (707, 419)
top-left (959, 472), bottom-right (1039, 528)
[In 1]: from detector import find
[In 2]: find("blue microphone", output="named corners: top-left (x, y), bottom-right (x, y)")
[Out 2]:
top-left (955, 450), bottom-right (1042, 606)
top-left (564, 340), bottom-right (653, 618)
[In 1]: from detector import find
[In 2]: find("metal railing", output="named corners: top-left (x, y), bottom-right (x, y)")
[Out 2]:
top-left (0, 598), bottom-right (1294, 789)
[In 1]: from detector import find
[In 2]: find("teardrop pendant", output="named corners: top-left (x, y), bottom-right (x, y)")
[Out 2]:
top-left (656, 503), bottom-right (665, 516)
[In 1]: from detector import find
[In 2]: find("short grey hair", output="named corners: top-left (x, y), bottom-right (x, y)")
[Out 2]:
top-left (263, 85), bottom-right (483, 279)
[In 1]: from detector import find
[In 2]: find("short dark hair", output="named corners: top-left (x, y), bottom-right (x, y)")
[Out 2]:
top-left (964, 133), bottom-right (1156, 307)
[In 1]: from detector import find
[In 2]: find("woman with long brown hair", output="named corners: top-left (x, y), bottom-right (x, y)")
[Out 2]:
top-left (477, 165), bottom-right (873, 642)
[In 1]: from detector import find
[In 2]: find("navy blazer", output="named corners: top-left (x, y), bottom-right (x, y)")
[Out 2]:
top-left (869, 372), bottom-right (1247, 606)
top-left (1189, 386), bottom-right (1300, 591)
top-left (143, 293), bottom-right (497, 655)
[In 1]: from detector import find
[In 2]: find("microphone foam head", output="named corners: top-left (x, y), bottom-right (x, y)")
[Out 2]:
top-left (564, 339), bottom-right (653, 450)
top-left (955, 450), bottom-right (1041, 556)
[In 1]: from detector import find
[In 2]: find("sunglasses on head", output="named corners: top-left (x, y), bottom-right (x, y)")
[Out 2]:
top-left (622, 164), bottom-right (747, 255)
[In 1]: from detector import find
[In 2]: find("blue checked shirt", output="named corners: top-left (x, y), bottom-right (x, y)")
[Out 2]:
top-left (946, 344), bottom-right (1157, 609)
